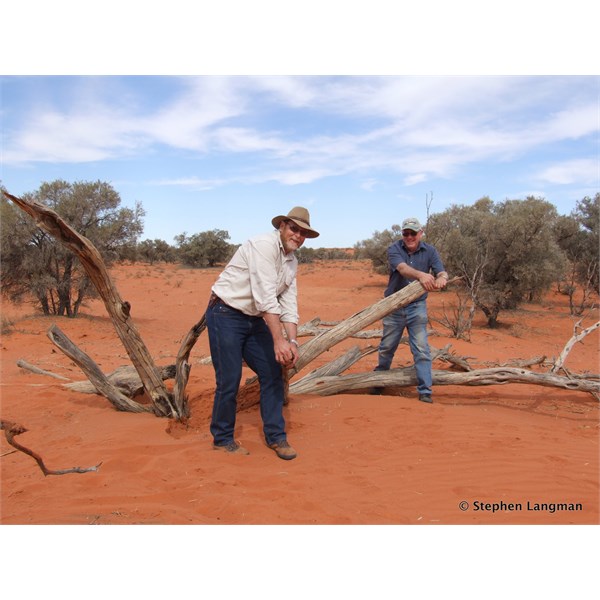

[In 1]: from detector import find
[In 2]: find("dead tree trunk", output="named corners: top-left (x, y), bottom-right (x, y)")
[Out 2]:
top-left (172, 315), bottom-right (208, 419)
top-left (289, 367), bottom-right (600, 396)
top-left (4, 191), bottom-right (188, 419)
top-left (291, 280), bottom-right (430, 374)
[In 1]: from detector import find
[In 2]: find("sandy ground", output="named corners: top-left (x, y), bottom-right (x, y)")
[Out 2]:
top-left (1, 260), bottom-right (598, 527)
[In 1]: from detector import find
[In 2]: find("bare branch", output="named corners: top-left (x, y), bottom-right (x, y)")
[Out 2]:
top-left (48, 325), bottom-right (152, 414)
top-left (1, 420), bottom-right (102, 476)
top-left (172, 315), bottom-right (207, 420)
top-left (17, 359), bottom-right (71, 381)
top-left (551, 320), bottom-right (600, 374)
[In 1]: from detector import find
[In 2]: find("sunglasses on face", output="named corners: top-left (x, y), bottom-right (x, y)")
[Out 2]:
top-left (286, 221), bottom-right (308, 237)
top-left (402, 230), bottom-right (419, 238)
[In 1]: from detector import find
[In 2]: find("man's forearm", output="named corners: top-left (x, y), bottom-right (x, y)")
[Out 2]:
top-left (263, 312), bottom-right (286, 343)
top-left (397, 263), bottom-right (437, 291)
top-left (264, 313), bottom-right (299, 367)
top-left (397, 263), bottom-right (429, 282)
top-left (282, 321), bottom-right (298, 345)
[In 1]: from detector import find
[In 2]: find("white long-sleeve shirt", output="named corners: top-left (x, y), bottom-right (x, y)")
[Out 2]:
top-left (211, 231), bottom-right (299, 324)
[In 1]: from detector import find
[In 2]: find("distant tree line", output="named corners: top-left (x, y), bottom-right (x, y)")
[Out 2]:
top-left (2, 180), bottom-right (597, 329)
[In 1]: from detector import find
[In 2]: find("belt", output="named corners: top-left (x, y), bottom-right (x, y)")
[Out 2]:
top-left (208, 292), bottom-right (253, 317)
top-left (209, 292), bottom-right (240, 312)
top-left (209, 292), bottom-right (223, 307)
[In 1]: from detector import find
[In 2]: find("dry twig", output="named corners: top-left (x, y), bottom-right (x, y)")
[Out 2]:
top-left (1, 419), bottom-right (102, 476)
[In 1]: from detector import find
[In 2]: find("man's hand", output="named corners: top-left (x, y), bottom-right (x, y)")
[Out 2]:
top-left (418, 272), bottom-right (437, 291)
top-left (274, 338), bottom-right (298, 367)
top-left (435, 275), bottom-right (448, 290)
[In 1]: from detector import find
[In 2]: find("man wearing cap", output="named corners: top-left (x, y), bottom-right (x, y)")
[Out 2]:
top-left (206, 207), bottom-right (319, 459)
top-left (374, 217), bottom-right (448, 403)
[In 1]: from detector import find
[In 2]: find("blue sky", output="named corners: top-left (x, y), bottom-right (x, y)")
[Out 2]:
top-left (2, 75), bottom-right (597, 248)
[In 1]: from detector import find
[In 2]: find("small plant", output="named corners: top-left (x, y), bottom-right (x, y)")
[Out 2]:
top-left (1, 315), bottom-right (15, 335)
top-left (432, 291), bottom-right (475, 341)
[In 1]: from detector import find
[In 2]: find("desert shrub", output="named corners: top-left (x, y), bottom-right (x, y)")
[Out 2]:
top-left (554, 194), bottom-right (599, 315)
top-left (432, 287), bottom-right (476, 341)
top-left (1, 180), bottom-right (144, 317)
top-left (354, 225), bottom-right (403, 274)
top-left (427, 196), bottom-right (566, 327)
top-left (137, 238), bottom-right (178, 264)
top-left (1, 316), bottom-right (15, 335)
top-left (296, 247), bottom-right (351, 264)
top-left (175, 229), bottom-right (235, 268)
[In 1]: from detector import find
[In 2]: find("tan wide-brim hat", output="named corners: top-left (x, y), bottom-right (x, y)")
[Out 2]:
top-left (272, 206), bottom-right (320, 238)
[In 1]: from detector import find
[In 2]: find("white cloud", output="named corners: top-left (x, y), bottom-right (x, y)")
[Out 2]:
top-left (534, 159), bottom-right (598, 185)
top-left (250, 76), bottom-right (318, 107)
top-left (257, 168), bottom-right (336, 185)
top-left (153, 177), bottom-right (224, 190)
top-left (403, 173), bottom-right (427, 186)
top-left (4, 110), bottom-right (139, 163)
top-left (360, 179), bottom-right (377, 191)
top-left (3, 75), bottom-right (597, 195)
top-left (138, 77), bottom-right (244, 150)
top-left (213, 127), bottom-right (293, 155)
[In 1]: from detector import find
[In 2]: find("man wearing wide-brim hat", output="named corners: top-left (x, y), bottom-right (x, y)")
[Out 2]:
top-left (206, 207), bottom-right (319, 460)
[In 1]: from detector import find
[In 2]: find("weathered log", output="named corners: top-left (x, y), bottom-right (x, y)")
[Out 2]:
top-left (500, 356), bottom-right (547, 369)
top-left (297, 318), bottom-right (383, 339)
top-left (288, 367), bottom-right (600, 397)
top-left (239, 279), bottom-right (459, 407)
top-left (65, 364), bottom-right (176, 396)
top-left (172, 315), bottom-right (207, 419)
top-left (297, 317), bottom-right (323, 336)
top-left (291, 280), bottom-right (428, 375)
top-left (289, 343), bottom-right (470, 396)
top-left (298, 345), bottom-right (377, 379)
top-left (289, 346), bottom-right (376, 394)
top-left (4, 191), bottom-right (178, 418)
top-left (17, 359), bottom-right (71, 381)
top-left (48, 325), bottom-right (152, 413)
top-left (430, 344), bottom-right (473, 371)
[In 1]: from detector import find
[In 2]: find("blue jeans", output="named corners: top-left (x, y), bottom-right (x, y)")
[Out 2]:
top-left (375, 300), bottom-right (433, 396)
top-left (206, 300), bottom-right (287, 446)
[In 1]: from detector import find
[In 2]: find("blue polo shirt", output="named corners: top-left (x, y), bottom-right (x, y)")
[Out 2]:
top-left (384, 240), bottom-right (445, 300)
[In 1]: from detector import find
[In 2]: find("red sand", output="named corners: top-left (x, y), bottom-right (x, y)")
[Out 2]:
top-left (1, 260), bottom-right (598, 525)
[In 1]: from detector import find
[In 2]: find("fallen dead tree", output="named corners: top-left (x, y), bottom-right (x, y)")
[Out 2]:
top-left (4, 191), bottom-right (194, 420)
top-left (235, 279), bottom-right (437, 409)
top-left (289, 366), bottom-right (600, 396)
top-left (290, 280), bottom-right (433, 374)
top-left (5, 189), bottom-right (599, 428)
